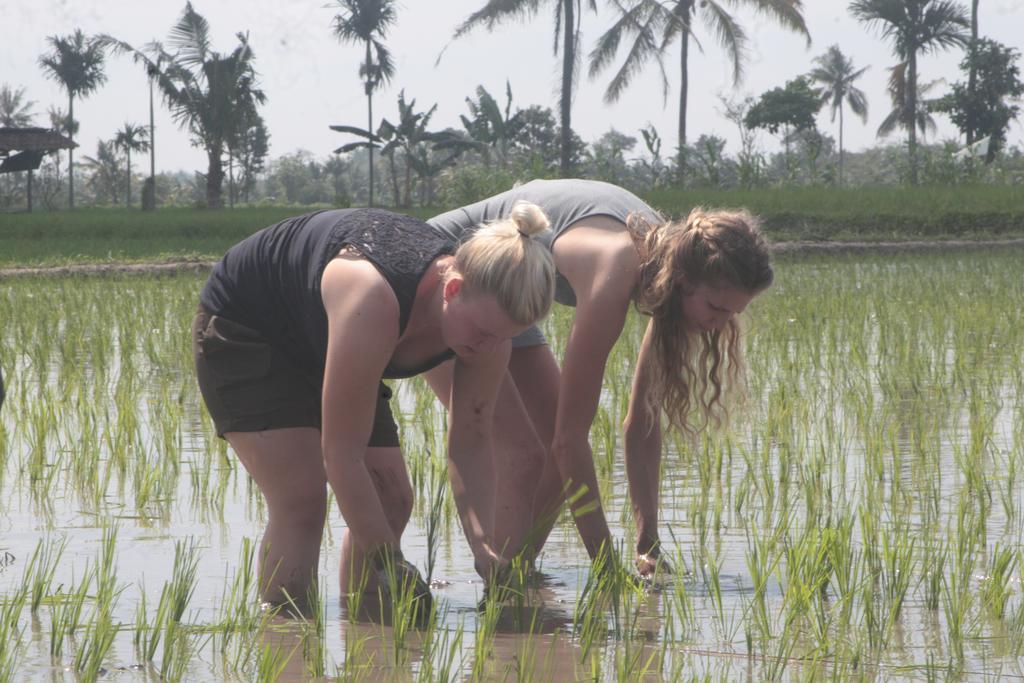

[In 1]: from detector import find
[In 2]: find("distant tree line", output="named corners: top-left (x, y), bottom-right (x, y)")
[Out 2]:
top-left (1, 0), bottom-right (1022, 212)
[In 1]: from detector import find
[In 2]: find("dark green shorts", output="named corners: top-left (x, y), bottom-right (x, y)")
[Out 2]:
top-left (192, 306), bottom-right (400, 448)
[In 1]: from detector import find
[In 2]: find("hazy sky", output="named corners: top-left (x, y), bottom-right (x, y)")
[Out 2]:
top-left (6, 0), bottom-right (1024, 173)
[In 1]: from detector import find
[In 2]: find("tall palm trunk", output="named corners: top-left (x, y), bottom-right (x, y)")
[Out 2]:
top-left (838, 103), bottom-right (845, 187)
top-left (27, 170), bottom-right (34, 213)
top-left (228, 150), bottom-right (235, 209)
top-left (149, 77), bottom-right (156, 206)
top-left (967, 0), bottom-right (979, 144)
top-left (677, 0), bottom-right (692, 187)
top-left (387, 151), bottom-right (400, 206)
top-left (907, 50), bottom-right (918, 185)
top-left (365, 40), bottom-right (375, 207)
top-left (125, 148), bottom-right (132, 207)
top-left (559, 0), bottom-right (575, 176)
top-left (68, 94), bottom-right (75, 209)
top-left (206, 143), bottom-right (224, 208)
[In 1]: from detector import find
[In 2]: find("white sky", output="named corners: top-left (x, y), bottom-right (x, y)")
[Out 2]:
top-left (6, 0), bottom-right (1024, 173)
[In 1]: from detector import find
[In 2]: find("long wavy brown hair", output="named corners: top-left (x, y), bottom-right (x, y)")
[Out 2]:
top-left (629, 207), bottom-right (773, 434)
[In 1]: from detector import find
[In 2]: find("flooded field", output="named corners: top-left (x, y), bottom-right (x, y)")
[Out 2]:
top-left (0, 249), bottom-right (1022, 681)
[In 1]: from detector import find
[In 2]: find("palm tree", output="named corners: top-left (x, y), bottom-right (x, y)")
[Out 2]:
top-left (451, 0), bottom-right (597, 177)
top-left (850, 0), bottom-right (969, 184)
top-left (876, 62), bottom-right (940, 142)
top-left (99, 4), bottom-right (266, 208)
top-left (966, 0), bottom-right (979, 144)
top-left (807, 45), bottom-right (868, 186)
top-left (114, 123), bottom-right (150, 207)
top-left (460, 81), bottom-right (522, 169)
top-left (0, 85), bottom-right (36, 127)
top-left (97, 34), bottom-right (169, 209)
top-left (38, 29), bottom-right (107, 208)
top-left (589, 0), bottom-right (809, 185)
top-left (330, 0), bottom-right (397, 208)
top-left (82, 139), bottom-right (124, 205)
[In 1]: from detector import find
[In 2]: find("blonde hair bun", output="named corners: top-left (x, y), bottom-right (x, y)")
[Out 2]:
top-left (510, 201), bottom-right (550, 237)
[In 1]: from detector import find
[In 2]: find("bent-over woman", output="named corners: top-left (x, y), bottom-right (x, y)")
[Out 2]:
top-left (428, 179), bottom-right (773, 577)
top-left (193, 205), bottom-right (554, 610)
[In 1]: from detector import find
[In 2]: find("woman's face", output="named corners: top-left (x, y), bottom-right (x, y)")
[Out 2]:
top-left (679, 283), bottom-right (757, 333)
top-left (441, 277), bottom-right (529, 358)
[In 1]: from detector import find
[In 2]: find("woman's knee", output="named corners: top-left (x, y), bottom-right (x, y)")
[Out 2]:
top-left (270, 487), bottom-right (328, 532)
top-left (380, 478), bottom-right (413, 534)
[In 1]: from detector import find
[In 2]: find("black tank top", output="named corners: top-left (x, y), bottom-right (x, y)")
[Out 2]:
top-left (199, 208), bottom-right (456, 380)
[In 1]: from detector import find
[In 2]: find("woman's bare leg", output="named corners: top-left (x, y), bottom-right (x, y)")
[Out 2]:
top-left (338, 446), bottom-right (413, 595)
top-left (507, 345), bottom-right (563, 557)
top-left (226, 427), bottom-right (327, 608)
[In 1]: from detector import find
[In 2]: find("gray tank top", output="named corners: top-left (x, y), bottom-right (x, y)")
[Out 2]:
top-left (427, 179), bottom-right (660, 306)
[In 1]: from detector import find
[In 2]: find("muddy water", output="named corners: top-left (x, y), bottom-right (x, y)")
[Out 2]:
top-left (1, 249), bottom-right (1022, 680)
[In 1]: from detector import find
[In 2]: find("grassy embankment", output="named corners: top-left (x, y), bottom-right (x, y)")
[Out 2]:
top-left (1, 185), bottom-right (1021, 268)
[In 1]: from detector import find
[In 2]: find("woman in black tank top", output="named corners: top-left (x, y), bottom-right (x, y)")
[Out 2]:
top-left (193, 206), bottom-right (555, 615)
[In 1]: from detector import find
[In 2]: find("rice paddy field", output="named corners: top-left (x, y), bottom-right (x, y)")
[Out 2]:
top-left (0, 247), bottom-right (1022, 681)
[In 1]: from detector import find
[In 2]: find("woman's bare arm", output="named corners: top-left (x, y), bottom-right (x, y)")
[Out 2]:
top-left (447, 341), bottom-right (512, 576)
top-left (551, 224), bottom-right (638, 562)
top-left (623, 319), bottom-right (666, 574)
top-left (320, 257), bottom-right (402, 554)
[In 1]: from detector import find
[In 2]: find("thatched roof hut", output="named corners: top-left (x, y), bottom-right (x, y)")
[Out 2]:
top-left (0, 127), bottom-right (77, 211)
top-left (0, 127), bottom-right (76, 155)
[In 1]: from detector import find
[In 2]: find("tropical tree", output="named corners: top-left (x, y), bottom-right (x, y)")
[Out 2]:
top-left (850, 0), bottom-right (969, 184)
top-left (330, 0), bottom-right (397, 208)
top-left (38, 29), bottom-right (107, 208)
top-left (931, 39), bottom-right (1022, 161)
top-left (807, 45), bottom-right (869, 185)
top-left (459, 81), bottom-right (523, 169)
top-left (333, 90), bottom-right (462, 206)
top-left (451, 0), bottom-right (597, 176)
top-left (877, 63), bottom-right (940, 143)
top-left (232, 112), bottom-right (270, 202)
top-left (113, 123), bottom-right (150, 207)
top-left (589, 0), bottom-right (809, 185)
top-left (637, 123), bottom-right (666, 189)
top-left (82, 139), bottom-right (124, 205)
top-left (967, 0), bottom-right (979, 143)
top-left (97, 34), bottom-right (170, 209)
top-left (99, 4), bottom-right (266, 208)
top-left (0, 85), bottom-right (36, 127)
top-left (745, 76), bottom-right (820, 179)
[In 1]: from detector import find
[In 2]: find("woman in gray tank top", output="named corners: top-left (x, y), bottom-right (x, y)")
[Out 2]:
top-left (427, 179), bottom-right (774, 579)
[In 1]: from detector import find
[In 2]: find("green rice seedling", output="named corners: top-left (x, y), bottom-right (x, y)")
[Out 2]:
top-left (424, 455), bottom-right (447, 584)
top-left (335, 627), bottom-right (374, 683)
top-left (0, 583), bottom-right (27, 683)
top-left (213, 537), bottom-right (261, 656)
top-left (472, 582), bottom-right (510, 680)
top-left (72, 609), bottom-right (119, 680)
top-left (255, 639), bottom-right (298, 683)
top-left (160, 621), bottom-right (208, 683)
top-left (744, 528), bottom-right (782, 647)
top-left (49, 564), bottom-right (94, 659)
top-left (920, 542), bottom-right (947, 612)
top-left (24, 536), bottom-right (66, 613)
top-left (979, 544), bottom-right (1017, 621)
top-left (879, 522), bottom-right (915, 635)
top-left (282, 580), bottom-right (328, 679)
top-left (416, 605), bottom-right (463, 683)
